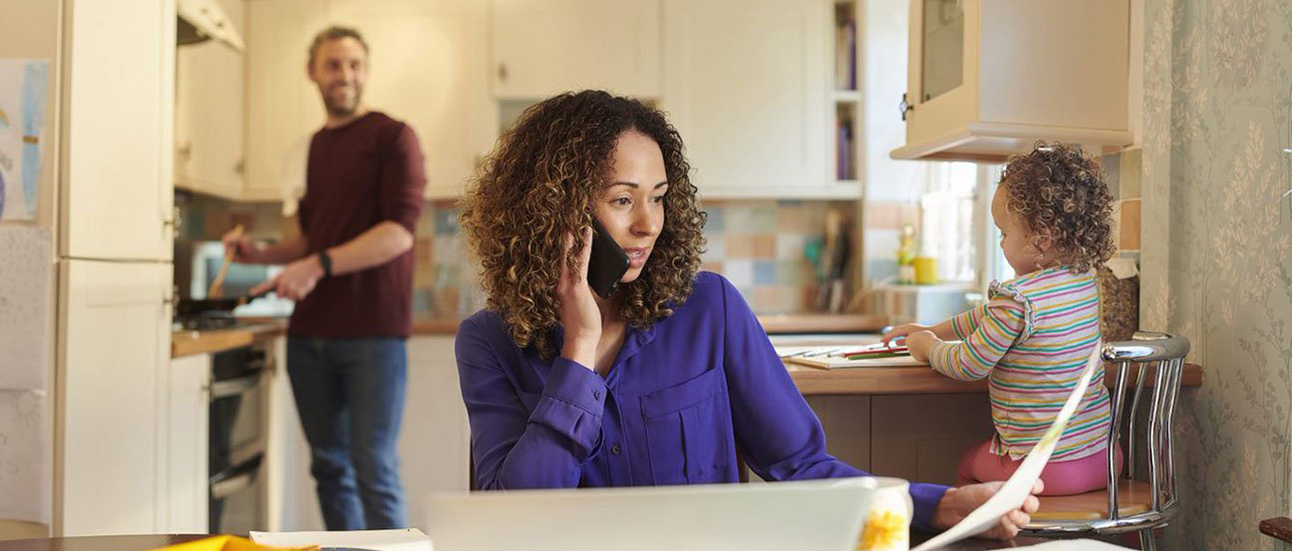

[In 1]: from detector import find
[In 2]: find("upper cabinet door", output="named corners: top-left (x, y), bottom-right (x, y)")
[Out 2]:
top-left (329, 0), bottom-right (496, 199)
top-left (175, 0), bottom-right (245, 200)
top-left (243, 0), bottom-right (330, 202)
top-left (491, 0), bottom-right (661, 99)
top-left (894, 0), bottom-right (1131, 162)
top-left (63, 0), bottom-right (174, 261)
top-left (662, 0), bottom-right (829, 198)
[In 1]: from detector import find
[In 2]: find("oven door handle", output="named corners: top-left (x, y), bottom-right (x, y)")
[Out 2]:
top-left (210, 371), bottom-right (261, 399)
top-left (210, 453), bottom-right (263, 500)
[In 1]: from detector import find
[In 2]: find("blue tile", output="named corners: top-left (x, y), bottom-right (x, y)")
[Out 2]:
top-left (753, 260), bottom-right (777, 285)
top-left (704, 207), bottom-right (724, 232)
top-left (434, 209), bottom-right (460, 235)
top-left (752, 206), bottom-right (776, 232)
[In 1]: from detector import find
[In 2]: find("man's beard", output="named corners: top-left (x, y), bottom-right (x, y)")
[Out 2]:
top-left (322, 85), bottom-right (362, 117)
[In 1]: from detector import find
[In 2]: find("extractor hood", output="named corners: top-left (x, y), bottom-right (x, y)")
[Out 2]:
top-left (177, 0), bottom-right (244, 52)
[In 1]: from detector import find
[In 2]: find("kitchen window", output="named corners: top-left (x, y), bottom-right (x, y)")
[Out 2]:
top-left (913, 161), bottom-right (1012, 297)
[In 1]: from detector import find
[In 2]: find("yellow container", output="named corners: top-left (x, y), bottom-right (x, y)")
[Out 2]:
top-left (913, 256), bottom-right (938, 285)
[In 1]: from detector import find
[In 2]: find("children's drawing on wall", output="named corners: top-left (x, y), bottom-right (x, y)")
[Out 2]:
top-left (0, 59), bottom-right (50, 221)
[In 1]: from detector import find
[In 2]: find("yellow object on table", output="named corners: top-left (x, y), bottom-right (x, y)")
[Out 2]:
top-left (146, 535), bottom-right (319, 551)
top-left (856, 477), bottom-right (913, 551)
top-left (913, 256), bottom-right (938, 285)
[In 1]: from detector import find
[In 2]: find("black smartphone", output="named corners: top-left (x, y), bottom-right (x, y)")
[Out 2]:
top-left (587, 219), bottom-right (630, 299)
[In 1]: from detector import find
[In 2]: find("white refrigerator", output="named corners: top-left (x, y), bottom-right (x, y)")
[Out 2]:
top-left (0, 0), bottom-right (177, 537)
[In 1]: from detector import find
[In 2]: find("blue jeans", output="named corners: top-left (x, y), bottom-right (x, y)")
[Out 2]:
top-left (287, 336), bottom-right (407, 530)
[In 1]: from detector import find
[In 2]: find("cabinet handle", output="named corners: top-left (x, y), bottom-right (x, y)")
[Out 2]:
top-left (899, 93), bottom-right (914, 122)
top-left (163, 206), bottom-right (183, 238)
top-left (498, 63), bottom-right (507, 82)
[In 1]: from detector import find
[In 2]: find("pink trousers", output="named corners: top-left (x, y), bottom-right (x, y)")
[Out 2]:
top-left (956, 439), bottom-right (1124, 496)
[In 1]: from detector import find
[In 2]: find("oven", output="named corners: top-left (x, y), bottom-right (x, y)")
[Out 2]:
top-left (209, 345), bottom-right (270, 534)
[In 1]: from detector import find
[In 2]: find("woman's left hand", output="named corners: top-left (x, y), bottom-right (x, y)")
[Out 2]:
top-left (904, 330), bottom-right (940, 363)
top-left (931, 480), bottom-right (1043, 540)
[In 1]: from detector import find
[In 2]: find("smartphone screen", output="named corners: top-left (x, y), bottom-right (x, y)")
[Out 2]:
top-left (588, 219), bottom-right (630, 299)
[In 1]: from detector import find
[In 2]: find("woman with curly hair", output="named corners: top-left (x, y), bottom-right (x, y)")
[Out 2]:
top-left (884, 142), bottom-right (1119, 496)
top-left (456, 90), bottom-right (1039, 537)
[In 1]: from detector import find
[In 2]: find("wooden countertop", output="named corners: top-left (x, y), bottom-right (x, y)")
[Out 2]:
top-left (171, 321), bottom-right (286, 358)
top-left (790, 361), bottom-right (1204, 395)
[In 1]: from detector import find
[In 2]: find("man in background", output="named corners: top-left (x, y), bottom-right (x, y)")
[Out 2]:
top-left (224, 25), bottom-right (425, 530)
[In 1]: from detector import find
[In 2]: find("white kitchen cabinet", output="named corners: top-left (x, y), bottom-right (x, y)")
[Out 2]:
top-left (892, 0), bottom-right (1131, 162)
top-left (58, 260), bottom-right (172, 535)
top-left (243, 0), bottom-right (329, 203)
top-left (490, 0), bottom-right (661, 100)
top-left (175, 0), bottom-right (245, 200)
top-left (166, 353), bottom-right (211, 533)
top-left (62, 0), bottom-right (174, 261)
top-left (662, 0), bottom-right (849, 199)
top-left (328, 0), bottom-right (496, 199)
top-left (244, 0), bottom-right (492, 200)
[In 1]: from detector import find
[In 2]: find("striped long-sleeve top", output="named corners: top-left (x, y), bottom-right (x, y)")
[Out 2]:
top-left (929, 267), bottom-right (1111, 461)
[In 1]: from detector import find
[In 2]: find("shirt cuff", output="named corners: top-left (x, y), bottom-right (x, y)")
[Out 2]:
top-left (909, 482), bottom-right (951, 533)
top-left (927, 341), bottom-right (954, 375)
top-left (529, 357), bottom-right (608, 458)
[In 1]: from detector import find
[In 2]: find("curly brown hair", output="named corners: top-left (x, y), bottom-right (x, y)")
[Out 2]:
top-left (998, 142), bottom-right (1116, 273)
top-left (459, 91), bottom-right (707, 359)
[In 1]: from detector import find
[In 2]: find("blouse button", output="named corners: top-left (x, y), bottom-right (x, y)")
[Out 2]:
top-left (593, 390), bottom-right (602, 400)
top-left (611, 444), bottom-right (622, 455)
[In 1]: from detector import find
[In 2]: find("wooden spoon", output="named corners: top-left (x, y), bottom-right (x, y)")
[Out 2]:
top-left (208, 223), bottom-right (244, 298)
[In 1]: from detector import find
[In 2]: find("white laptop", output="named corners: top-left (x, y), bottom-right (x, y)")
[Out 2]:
top-left (426, 477), bottom-right (882, 551)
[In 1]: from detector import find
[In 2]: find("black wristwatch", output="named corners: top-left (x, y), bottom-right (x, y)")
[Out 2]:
top-left (318, 249), bottom-right (333, 279)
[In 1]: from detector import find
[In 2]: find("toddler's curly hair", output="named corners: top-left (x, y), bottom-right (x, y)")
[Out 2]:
top-left (999, 142), bottom-right (1116, 273)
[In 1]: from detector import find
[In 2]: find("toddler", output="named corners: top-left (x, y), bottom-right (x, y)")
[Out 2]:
top-left (884, 142), bottom-right (1120, 496)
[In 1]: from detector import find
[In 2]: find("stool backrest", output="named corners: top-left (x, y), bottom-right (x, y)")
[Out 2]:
top-left (1102, 331), bottom-right (1190, 520)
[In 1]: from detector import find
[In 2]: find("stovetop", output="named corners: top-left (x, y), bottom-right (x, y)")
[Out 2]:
top-left (173, 311), bottom-right (240, 332)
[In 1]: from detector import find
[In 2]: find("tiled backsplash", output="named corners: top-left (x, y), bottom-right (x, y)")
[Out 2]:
top-left (417, 199), bottom-right (855, 318)
top-left (179, 192), bottom-right (855, 318)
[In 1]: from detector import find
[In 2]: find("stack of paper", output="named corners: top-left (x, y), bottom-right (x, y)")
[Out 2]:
top-left (779, 343), bottom-right (925, 369)
top-left (250, 528), bottom-right (432, 551)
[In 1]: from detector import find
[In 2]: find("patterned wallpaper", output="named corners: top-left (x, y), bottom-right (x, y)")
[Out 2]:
top-left (1140, 0), bottom-right (1292, 548)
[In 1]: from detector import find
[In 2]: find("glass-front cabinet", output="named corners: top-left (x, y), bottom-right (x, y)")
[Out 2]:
top-left (894, 0), bottom-right (1133, 162)
top-left (920, 0), bottom-right (963, 104)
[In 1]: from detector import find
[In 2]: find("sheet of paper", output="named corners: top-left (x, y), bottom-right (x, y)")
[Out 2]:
top-left (784, 355), bottom-right (927, 369)
top-left (0, 389), bottom-right (48, 524)
top-left (0, 59), bottom-right (50, 221)
top-left (911, 347), bottom-right (1103, 551)
top-left (250, 528), bottom-right (432, 551)
top-left (0, 226), bottom-right (51, 390)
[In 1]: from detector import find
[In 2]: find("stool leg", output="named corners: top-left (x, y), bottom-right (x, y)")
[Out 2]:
top-left (1139, 528), bottom-right (1158, 551)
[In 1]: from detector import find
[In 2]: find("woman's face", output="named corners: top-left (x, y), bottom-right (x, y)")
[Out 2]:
top-left (594, 129), bottom-right (669, 284)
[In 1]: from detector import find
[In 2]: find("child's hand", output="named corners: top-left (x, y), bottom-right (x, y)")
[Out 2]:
top-left (905, 330), bottom-right (940, 363)
top-left (881, 323), bottom-right (931, 346)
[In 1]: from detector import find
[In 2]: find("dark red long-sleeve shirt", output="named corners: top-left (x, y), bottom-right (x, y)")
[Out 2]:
top-left (289, 111), bottom-right (426, 338)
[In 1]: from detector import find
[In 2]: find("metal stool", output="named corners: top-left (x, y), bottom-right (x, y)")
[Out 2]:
top-left (1022, 332), bottom-right (1191, 551)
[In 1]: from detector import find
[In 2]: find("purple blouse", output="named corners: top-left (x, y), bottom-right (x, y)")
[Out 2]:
top-left (455, 272), bottom-right (948, 530)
